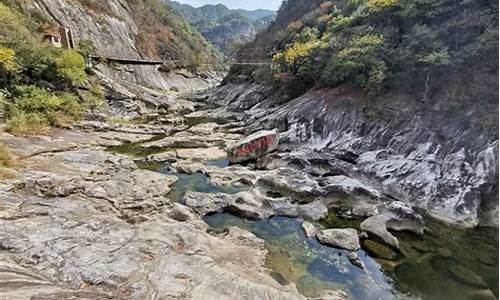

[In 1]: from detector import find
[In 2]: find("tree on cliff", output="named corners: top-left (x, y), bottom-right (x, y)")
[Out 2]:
top-left (236, 0), bottom-right (498, 102)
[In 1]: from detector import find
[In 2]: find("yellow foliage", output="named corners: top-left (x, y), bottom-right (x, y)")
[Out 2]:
top-left (0, 47), bottom-right (17, 71)
top-left (366, 0), bottom-right (399, 12)
top-left (274, 40), bottom-right (327, 65)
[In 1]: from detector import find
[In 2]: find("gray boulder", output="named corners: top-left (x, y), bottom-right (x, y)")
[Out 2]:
top-left (227, 130), bottom-right (279, 164)
top-left (302, 221), bottom-right (318, 238)
top-left (360, 201), bottom-right (425, 249)
top-left (316, 228), bottom-right (361, 251)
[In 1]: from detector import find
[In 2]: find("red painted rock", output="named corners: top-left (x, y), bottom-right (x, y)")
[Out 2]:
top-left (227, 130), bottom-right (279, 164)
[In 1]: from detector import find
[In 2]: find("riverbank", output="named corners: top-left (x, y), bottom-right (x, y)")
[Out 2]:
top-left (0, 91), bottom-right (496, 299)
top-left (0, 93), bottom-right (343, 299)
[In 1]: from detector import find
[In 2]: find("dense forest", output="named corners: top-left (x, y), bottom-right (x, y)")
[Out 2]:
top-left (231, 0), bottom-right (498, 102)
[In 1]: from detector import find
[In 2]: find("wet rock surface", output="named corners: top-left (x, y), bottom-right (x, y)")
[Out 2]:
top-left (362, 240), bottom-right (398, 260)
top-left (448, 265), bottom-right (489, 288)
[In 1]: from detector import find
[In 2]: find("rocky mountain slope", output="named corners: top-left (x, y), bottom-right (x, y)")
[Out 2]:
top-left (10, 0), bottom-right (223, 91)
top-left (165, 1), bottom-right (275, 55)
top-left (234, 9), bottom-right (276, 21)
top-left (213, 0), bottom-right (499, 227)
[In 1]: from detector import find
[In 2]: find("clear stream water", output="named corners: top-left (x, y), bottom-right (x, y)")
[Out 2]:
top-left (204, 212), bottom-right (499, 300)
top-left (109, 139), bottom-right (499, 300)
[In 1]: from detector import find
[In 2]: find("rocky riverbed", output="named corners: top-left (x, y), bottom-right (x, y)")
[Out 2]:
top-left (0, 93), bottom-right (497, 300)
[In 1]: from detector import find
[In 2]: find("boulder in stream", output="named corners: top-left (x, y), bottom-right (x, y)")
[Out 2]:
top-left (302, 221), bottom-right (318, 238)
top-left (360, 201), bottom-right (425, 250)
top-left (227, 130), bottom-right (279, 164)
top-left (316, 228), bottom-right (361, 251)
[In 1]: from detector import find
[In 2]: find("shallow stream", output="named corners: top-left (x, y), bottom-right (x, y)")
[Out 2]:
top-left (205, 212), bottom-right (498, 300)
top-left (109, 131), bottom-right (498, 300)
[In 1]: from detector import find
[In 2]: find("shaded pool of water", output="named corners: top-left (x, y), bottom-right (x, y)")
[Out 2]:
top-left (136, 160), bottom-right (248, 202)
top-left (391, 220), bottom-right (499, 300)
top-left (204, 213), bottom-right (401, 299)
top-left (106, 135), bottom-right (167, 157)
top-left (204, 212), bottom-right (499, 300)
top-left (166, 172), bottom-right (248, 202)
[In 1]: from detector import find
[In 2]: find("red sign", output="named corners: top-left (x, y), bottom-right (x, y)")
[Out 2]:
top-left (232, 135), bottom-right (276, 157)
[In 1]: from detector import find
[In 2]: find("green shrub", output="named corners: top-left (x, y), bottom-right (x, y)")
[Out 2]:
top-left (79, 81), bottom-right (107, 110)
top-left (10, 85), bottom-right (65, 113)
top-left (6, 110), bottom-right (49, 136)
top-left (15, 45), bottom-right (59, 85)
top-left (267, 0), bottom-right (497, 99)
top-left (77, 39), bottom-right (96, 57)
top-left (3, 85), bottom-right (84, 135)
top-left (319, 33), bottom-right (386, 94)
top-left (8, 86), bottom-right (82, 115)
top-left (56, 50), bottom-right (87, 85)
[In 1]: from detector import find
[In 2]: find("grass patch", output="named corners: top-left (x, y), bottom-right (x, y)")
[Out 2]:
top-left (107, 114), bottom-right (158, 125)
top-left (0, 143), bottom-right (17, 179)
top-left (0, 169), bottom-right (16, 180)
top-left (0, 143), bottom-right (15, 167)
top-left (6, 111), bottom-right (49, 136)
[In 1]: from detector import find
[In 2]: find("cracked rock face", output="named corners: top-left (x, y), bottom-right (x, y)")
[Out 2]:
top-left (0, 128), bottom-right (329, 300)
top-left (211, 83), bottom-right (499, 228)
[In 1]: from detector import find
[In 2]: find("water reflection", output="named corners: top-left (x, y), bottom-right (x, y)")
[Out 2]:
top-left (204, 213), bottom-right (403, 299)
top-left (204, 213), bottom-right (499, 300)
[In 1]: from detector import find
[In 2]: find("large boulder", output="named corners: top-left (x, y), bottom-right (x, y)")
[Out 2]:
top-left (227, 130), bottom-right (279, 164)
top-left (360, 201), bottom-right (425, 250)
top-left (316, 228), bottom-right (361, 251)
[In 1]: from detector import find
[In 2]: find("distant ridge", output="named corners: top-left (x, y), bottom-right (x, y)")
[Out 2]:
top-left (163, 0), bottom-right (275, 56)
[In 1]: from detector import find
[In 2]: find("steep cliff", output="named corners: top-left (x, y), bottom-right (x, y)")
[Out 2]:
top-left (12, 0), bottom-right (223, 90)
top-left (214, 0), bottom-right (499, 227)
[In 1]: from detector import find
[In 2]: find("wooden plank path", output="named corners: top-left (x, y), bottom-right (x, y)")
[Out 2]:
top-left (90, 55), bottom-right (164, 65)
top-left (91, 55), bottom-right (271, 66)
